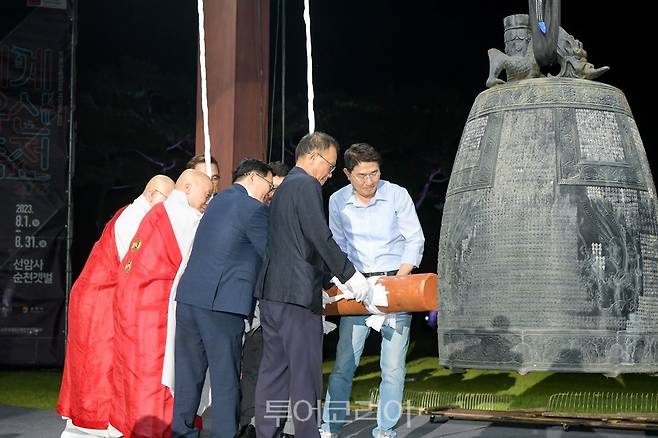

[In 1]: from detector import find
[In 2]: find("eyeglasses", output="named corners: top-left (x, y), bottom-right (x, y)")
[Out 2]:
top-left (350, 169), bottom-right (380, 183)
top-left (252, 172), bottom-right (275, 193)
top-left (315, 152), bottom-right (336, 173)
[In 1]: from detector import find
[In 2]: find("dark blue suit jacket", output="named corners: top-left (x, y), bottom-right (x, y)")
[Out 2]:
top-left (176, 183), bottom-right (268, 316)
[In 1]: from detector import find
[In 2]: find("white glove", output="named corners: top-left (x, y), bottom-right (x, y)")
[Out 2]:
top-left (322, 316), bottom-right (337, 334)
top-left (345, 270), bottom-right (372, 303)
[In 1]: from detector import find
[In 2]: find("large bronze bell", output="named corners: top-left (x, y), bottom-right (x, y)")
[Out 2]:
top-left (438, 13), bottom-right (657, 375)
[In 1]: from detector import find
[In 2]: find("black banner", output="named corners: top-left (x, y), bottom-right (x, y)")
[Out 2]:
top-left (0, 4), bottom-right (71, 365)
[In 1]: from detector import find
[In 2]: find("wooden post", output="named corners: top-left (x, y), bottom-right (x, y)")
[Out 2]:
top-left (195, 0), bottom-right (270, 190)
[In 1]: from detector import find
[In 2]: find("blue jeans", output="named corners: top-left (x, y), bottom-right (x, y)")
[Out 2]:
top-left (321, 313), bottom-right (412, 438)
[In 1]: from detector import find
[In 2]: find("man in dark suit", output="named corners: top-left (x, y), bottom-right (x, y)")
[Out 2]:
top-left (238, 161), bottom-right (290, 438)
top-left (172, 159), bottom-right (274, 438)
top-left (254, 132), bottom-right (371, 438)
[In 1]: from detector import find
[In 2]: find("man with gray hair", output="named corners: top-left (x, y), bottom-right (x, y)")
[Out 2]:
top-left (255, 132), bottom-right (371, 438)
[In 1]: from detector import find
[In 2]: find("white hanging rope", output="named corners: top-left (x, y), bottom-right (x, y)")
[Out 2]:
top-left (281, 0), bottom-right (286, 159)
top-left (303, 0), bottom-right (315, 133)
top-left (197, 0), bottom-right (213, 176)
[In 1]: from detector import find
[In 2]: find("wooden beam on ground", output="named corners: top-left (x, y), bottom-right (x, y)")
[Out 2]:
top-left (426, 408), bottom-right (658, 431)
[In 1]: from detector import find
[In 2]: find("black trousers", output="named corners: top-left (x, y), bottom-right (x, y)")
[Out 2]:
top-left (173, 303), bottom-right (245, 438)
top-left (255, 299), bottom-right (323, 438)
top-left (240, 326), bottom-right (263, 427)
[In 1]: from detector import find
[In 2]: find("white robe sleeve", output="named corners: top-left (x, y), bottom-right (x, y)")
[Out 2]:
top-left (160, 192), bottom-right (212, 414)
top-left (114, 195), bottom-right (151, 261)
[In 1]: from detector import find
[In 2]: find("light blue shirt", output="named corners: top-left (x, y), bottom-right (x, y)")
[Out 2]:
top-left (329, 180), bottom-right (425, 273)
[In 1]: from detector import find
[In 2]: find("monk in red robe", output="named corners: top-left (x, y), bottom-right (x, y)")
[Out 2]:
top-left (58, 175), bottom-right (175, 438)
top-left (110, 169), bottom-right (212, 438)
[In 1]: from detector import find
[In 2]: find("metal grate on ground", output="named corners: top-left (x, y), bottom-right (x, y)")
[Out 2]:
top-left (546, 392), bottom-right (658, 418)
top-left (369, 388), bottom-right (514, 412)
top-left (370, 388), bottom-right (658, 422)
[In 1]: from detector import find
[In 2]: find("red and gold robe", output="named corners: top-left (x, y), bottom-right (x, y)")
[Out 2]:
top-left (110, 203), bottom-right (182, 438)
top-left (57, 206), bottom-right (127, 430)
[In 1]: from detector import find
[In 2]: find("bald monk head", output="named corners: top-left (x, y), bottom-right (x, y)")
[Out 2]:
top-left (176, 169), bottom-right (213, 212)
top-left (143, 175), bottom-right (175, 207)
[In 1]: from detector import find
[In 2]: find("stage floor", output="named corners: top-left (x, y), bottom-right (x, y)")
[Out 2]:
top-left (1, 405), bottom-right (656, 437)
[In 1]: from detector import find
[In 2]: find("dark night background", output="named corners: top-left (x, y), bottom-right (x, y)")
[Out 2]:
top-left (66, 0), bottom-right (653, 277)
top-left (2, 1), bottom-right (655, 350)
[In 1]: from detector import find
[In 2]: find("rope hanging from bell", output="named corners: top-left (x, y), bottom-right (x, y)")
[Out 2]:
top-left (197, 0), bottom-right (213, 177)
top-left (303, 0), bottom-right (315, 134)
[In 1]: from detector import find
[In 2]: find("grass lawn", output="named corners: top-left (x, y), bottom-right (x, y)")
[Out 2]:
top-left (331, 356), bottom-right (658, 411)
top-left (3, 352), bottom-right (658, 413)
top-left (0, 369), bottom-right (63, 410)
